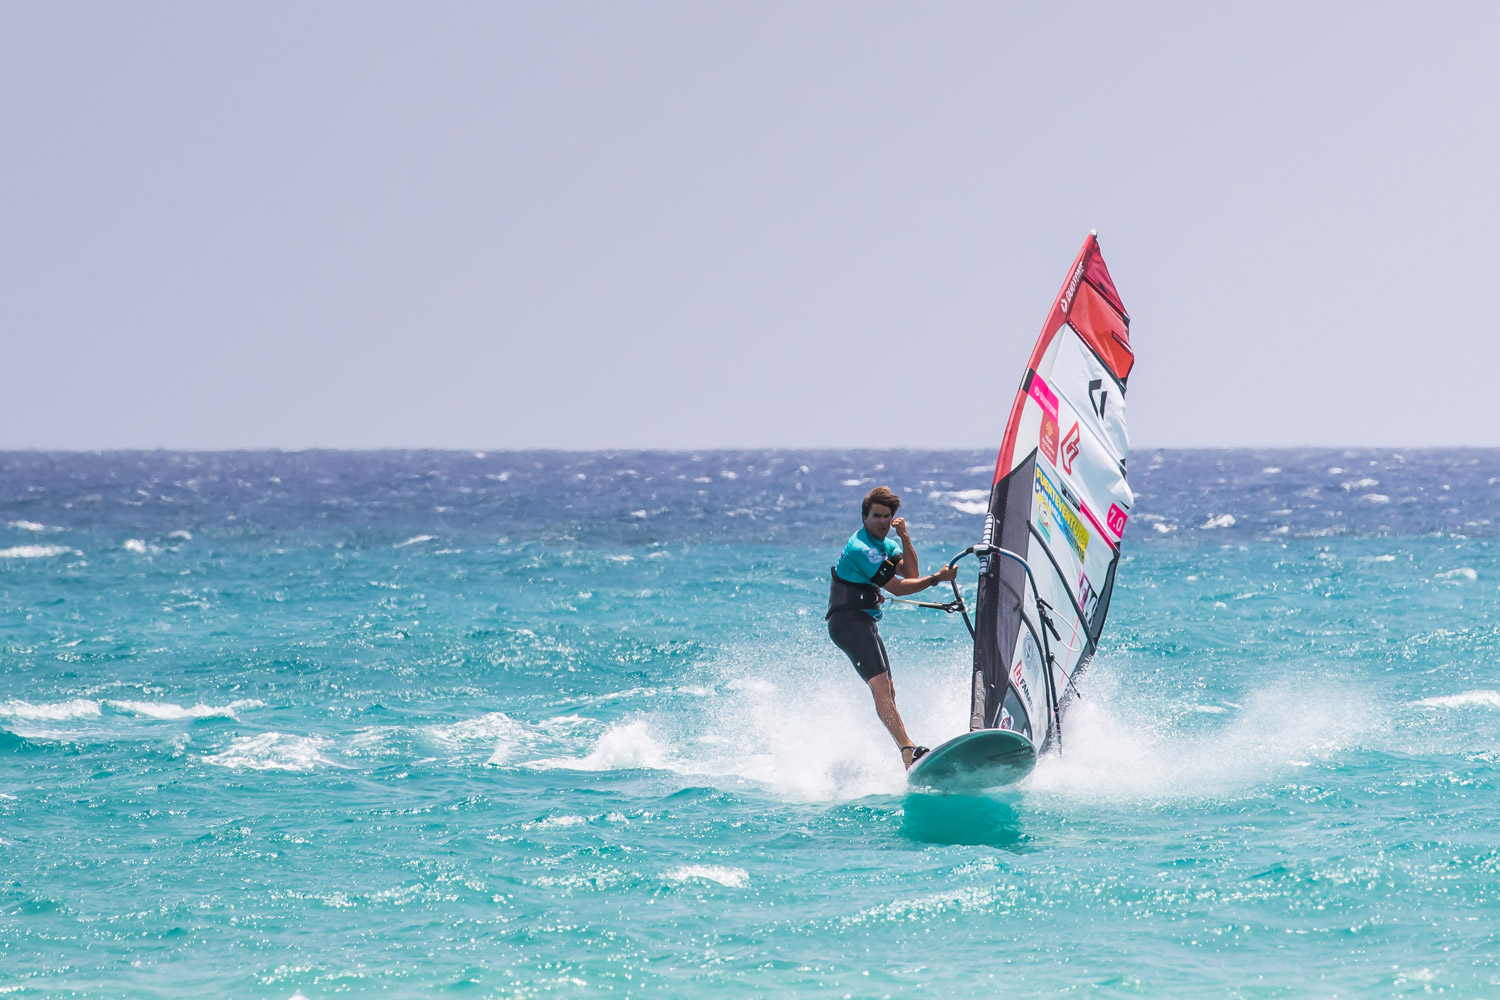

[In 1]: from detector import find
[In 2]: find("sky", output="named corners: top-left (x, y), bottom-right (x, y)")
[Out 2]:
top-left (3, 2), bottom-right (1497, 450)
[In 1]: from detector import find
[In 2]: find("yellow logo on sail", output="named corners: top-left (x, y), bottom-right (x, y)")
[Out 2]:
top-left (1035, 467), bottom-right (1089, 562)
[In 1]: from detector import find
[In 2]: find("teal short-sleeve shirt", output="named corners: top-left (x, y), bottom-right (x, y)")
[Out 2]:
top-left (833, 528), bottom-right (903, 620)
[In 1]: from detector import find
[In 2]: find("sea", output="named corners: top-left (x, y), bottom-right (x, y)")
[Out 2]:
top-left (2, 448), bottom-right (1497, 998)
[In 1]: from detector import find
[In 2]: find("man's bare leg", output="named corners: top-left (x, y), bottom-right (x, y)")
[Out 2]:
top-left (866, 673), bottom-right (918, 767)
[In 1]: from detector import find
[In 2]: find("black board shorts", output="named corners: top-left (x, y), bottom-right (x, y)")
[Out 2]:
top-left (827, 611), bottom-right (891, 682)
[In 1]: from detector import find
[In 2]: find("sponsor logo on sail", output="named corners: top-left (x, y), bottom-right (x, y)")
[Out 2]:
top-left (1107, 503), bottom-right (1128, 537)
top-left (1089, 378), bottom-right (1108, 419)
top-left (1039, 414), bottom-right (1058, 464)
top-left (1059, 260), bottom-right (1086, 316)
top-left (1061, 421), bottom-right (1081, 475)
top-left (1077, 570), bottom-right (1098, 621)
top-left (1034, 466), bottom-right (1089, 561)
top-left (1011, 659), bottom-right (1033, 710)
top-left (1031, 375), bottom-right (1060, 464)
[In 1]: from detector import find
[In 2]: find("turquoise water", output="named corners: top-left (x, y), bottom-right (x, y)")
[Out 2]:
top-left (2, 450), bottom-right (1497, 998)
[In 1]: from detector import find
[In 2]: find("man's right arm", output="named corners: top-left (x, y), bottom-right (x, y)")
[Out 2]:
top-left (881, 563), bottom-right (957, 597)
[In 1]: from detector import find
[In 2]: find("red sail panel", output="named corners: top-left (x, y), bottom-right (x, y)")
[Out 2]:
top-left (995, 233), bottom-right (1130, 481)
top-left (1084, 249), bottom-right (1128, 322)
top-left (1069, 280), bottom-right (1134, 382)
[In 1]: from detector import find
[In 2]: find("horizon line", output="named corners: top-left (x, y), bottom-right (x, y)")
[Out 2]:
top-left (3, 444), bottom-right (1498, 455)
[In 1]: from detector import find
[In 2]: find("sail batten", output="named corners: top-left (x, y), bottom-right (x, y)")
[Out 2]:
top-left (971, 234), bottom-right (1133, 749)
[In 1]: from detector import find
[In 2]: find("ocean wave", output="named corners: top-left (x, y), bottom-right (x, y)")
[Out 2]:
top-left (105, 698), bottom-right (264, 720)
top-left (124, 539), bottom-right (148, 554)
top-left (843, 886), bottom-right (999, 925)
top-left (1200, 514), bottom-right (1236, 529)
top-left (427, 711), bottom-right (529, 747)
top-left (947, 501), bottom-right (989, 515)
top-left (0, 545), bottom-right (78, 559)
top-left (1436, 568), bottom-right (1478, 581)
top-left (931, 488), bottom-right (989, 503)
top-left (524, 720), bottom-right (668, 772)
top-left (394, 535), bottom-right (437, 548)
top-left (522, 814), bottom-right (587, 830)
top-left (0, 698), bottom-right (101, 720)
top-left (416, 711), bottom-right (599, 766)
top-left (1418, 691), bottom-right (1500, 710)
top-left (6, 520), bottom-right (47, 532)
top-left (345, 726), bottom-right (402, 756)
top-left (663, 865), bottom-right (748, 888)
top-left (200, 733), bottom-right (337, 772)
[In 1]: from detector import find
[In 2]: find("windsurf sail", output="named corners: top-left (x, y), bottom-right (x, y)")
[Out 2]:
top-left (970, 232), bottom-right (1134, 750)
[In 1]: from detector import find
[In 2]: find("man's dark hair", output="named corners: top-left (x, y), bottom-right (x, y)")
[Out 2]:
top-left (862, 486), bottom-right (901, 519)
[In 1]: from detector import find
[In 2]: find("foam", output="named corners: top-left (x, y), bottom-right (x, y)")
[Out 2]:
top-left (520, 635), bottom-right (961, 801)
top-left (1436, 568), bottom-right (1478, 581)
top-left (1200, 514), bottom-right (1236, 529)
top-left (933, 488), bottom-right (989, 503)
top-left (0, 545), bottom-right (77, 559)
top-left (526, 720), bottom-right (670, 772)
top-left (394, 535), bottom-right (436, 548)
top-left (1418, 690), bottom-right (1500, 710)
top-left (345, 726), bottom-right (401, 755)
top-left (428, 711), bottom-right (528, 746)
top-left (522, 815), bottom-right (587, 830)
top-left (0, 698), bottom-right (102, 720)
top-left (6, 520), bottom-right (46, 532)
top-left (1025, 674), bottom-right (1377, 806)
top-left (123, 539), bottom-right (147, 554)
top-left (473, 712), bottom-right (597, 766)
top-left (105, 698), bottom-right (264, 720)
top-left (200, 733), bottom-right (337, 771)
top-left (664, 865), bottom-right (748, 888)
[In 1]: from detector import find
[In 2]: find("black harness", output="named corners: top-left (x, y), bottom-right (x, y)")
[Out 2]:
top-left (825, 552), bottom-right (902, 619)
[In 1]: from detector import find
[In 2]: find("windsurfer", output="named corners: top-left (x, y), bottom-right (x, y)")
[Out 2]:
top-left (827, 486), bottom-right (958, 769)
